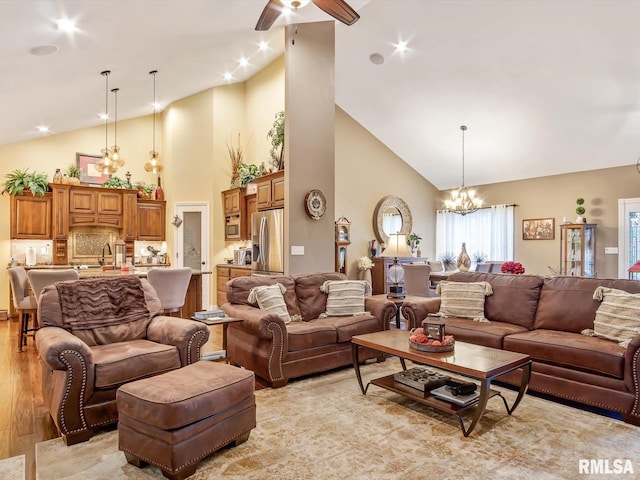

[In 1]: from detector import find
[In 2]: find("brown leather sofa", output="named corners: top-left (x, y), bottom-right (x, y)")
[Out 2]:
top-left (402, 271), bottom-right (640, 425)
top-left (221, 272), bottom-right (396, 387)
top-left (35, 276), bottom-right (210, 445)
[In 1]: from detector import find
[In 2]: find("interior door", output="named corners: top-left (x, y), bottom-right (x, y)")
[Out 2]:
top-left (175, 202), bottom-right (210, 309)
top-left (617, 198), bottom-right (640, 278)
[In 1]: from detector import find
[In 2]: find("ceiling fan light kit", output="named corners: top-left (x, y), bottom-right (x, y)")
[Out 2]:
top-left (255, 0), bottom-right (359, 31)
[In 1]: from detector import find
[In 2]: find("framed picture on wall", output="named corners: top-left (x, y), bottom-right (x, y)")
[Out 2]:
top-left (76, 152), bottom-right (109, 185)
top-left (523, 218), bottom-right (555, 240)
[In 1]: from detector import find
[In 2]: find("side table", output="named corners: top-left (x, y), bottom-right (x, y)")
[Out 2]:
top-left (371, 294), bottom-right (425, 330)
top-left (192, 316), bottom-right (243, 362)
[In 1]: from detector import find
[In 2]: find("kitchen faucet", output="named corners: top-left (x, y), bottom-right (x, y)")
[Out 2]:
top-left (98, 242), bottom-right (112, 266)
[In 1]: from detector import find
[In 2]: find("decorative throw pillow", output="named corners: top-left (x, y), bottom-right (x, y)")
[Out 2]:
top-left (248, 283), bottom-right (300, 324)
top-left (319, 280), bottom-right (371, 317)
top-left (582, 287), bottom-right (640, 347)
top-left (435, 281), bottom-right (493, 322)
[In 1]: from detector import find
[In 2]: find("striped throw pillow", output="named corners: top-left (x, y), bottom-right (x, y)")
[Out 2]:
top-left (436, 281), bottom-right (493, 322)
top-left (320, 280), bottom-right (371, 317)
top-left (248, 283), bottom-right (296, 324)
top-left (582, 287), bottom-right (640, 347)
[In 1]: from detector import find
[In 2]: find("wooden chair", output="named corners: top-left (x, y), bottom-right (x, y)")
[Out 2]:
top-left (147, 267), bottom-right (193, 317)
top-left (8, 267), bottom-right (38, 352)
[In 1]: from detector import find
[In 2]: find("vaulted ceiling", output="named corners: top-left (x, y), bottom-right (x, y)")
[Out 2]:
top-left (2, 0), bottom-right (639, 190)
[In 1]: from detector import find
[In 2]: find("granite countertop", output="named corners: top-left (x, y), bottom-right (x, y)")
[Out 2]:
top-left (8, 264), bottom-right (202, 278)
top-left (216, 263), bottom-right (251, 269)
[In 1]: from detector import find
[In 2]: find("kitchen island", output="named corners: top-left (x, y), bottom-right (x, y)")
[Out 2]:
top-left (8, 266), bottom-right (203, 320)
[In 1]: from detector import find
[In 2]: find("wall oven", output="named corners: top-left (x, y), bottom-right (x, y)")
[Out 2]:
top-left (225, 216), bottom-right (241, 240)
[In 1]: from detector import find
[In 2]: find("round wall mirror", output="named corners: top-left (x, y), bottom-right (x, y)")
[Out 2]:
top-left (373, 196), bottom-right (413, 246)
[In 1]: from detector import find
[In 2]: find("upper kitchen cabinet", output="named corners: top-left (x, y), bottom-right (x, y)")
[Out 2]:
top-left (256, 170), bottom-right (284, 211)
top-left (10, 192), bottom-right (52, 239)
top-left (222, 188), bottom-right (244, 216)
top-left (222, 187), bottom-right (250, 240)
top-left (137, 199), bottom-right (166, 241)
top-left (69, 187), bottom-right (122, 228)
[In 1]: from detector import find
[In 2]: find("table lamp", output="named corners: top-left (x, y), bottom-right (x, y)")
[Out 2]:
top-left (381, 233), bottom-right (411, 298)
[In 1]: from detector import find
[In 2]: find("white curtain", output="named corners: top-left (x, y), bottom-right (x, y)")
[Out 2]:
top-left (382, 213), bottom-right (402, 236)
top-left (436, 204), bottom-right (515, 261)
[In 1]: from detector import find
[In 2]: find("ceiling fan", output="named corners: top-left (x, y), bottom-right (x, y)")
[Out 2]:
top-left (255, 0), bottom-right (360, 31)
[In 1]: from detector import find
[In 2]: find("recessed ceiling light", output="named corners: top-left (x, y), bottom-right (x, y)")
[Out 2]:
top-left (369, 53), bottom-right (385, 65)
top-left (36, 125), bottom-right (50, 133)
top-left (223, 72), bottom-right (233, 81)
top-left (394, 40), bottom-right (409, 53)
top-left (56, 18), bottom-right (76, 33)
top-left (258, 41), bottom-right (269, 51)
top-left (29, 45), bottom-right (59, 56)
top-left (152, 102), bottom-right (162, 111)
top-left (99, 113), bottom-right (109, 120)
top-left (239, 57), bottom-right (249, 68)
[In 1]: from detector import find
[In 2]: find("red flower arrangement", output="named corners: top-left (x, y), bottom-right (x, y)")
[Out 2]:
top-left (501, 261), bottom-right (525, 274)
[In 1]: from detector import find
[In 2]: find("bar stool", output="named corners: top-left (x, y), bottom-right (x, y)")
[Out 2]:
top-left (27, 269), bottom-right (80, 301)
top-left (8, 267), bottom-right (38, 352)
top-left (147, 267), bottom-right (193, 317)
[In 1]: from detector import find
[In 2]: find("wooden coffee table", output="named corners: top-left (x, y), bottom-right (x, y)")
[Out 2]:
top-left (352, 329), bottom-right (531, 437)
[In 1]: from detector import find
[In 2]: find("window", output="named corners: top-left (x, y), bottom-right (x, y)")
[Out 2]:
top-left (436, 205), bottom-right (515, 262)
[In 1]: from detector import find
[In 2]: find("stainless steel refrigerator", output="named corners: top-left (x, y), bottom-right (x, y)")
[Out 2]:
top-left (251, 208), bottom-right (284, 276)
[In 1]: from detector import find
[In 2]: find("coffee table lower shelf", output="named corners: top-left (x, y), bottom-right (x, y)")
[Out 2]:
top-left (369, 374), bottom-right (502, 415)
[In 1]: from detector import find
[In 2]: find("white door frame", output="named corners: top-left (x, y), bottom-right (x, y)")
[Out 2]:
top-left (174, 202), bottom-right (210, 309)
top-left (617, 198), bottom-right (640, 278)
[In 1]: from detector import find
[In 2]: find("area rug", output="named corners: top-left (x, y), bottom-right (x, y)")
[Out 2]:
top-left (0, 454), bottom-right (25, 480)
top-left (36, 360), bottom-right (640, 480)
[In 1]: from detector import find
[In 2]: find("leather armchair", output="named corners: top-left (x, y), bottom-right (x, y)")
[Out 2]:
top-left (35, 276), bottom-right (209, 445)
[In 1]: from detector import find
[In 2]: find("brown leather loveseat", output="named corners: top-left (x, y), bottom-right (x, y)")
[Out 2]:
top-left (402, 271), bottom-right (640, 425)
top-left (35, 276), bottom-right (210, 445)
top-left (221, 272), bottom-right (396, 387)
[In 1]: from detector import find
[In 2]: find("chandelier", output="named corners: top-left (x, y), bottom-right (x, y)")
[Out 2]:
top-left (144, 70), bottom-right (164, 175)
top-left (95, 70), bottom-right (124, 176)
top-left (444, 125), bottom-right (482, 216)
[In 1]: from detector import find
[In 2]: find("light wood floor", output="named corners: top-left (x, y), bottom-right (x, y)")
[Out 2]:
top-left (0, 316), bottom-right (224, 480)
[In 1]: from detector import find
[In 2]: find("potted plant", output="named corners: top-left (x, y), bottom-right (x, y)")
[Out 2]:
top-left (267, 111), bottom-right (284, 171)
top-left (2, 168), bottom-right (49, 196)
top-left (408, 233), bottom-right (422, 256)
top-left (576, 197), bottom-right (586, 222)
top-left (102, 176), bottom-right (133, 189)
top-left (239, 163), bottom-right (260, 187)
top-left (65, 165), bottom-right (81, 185)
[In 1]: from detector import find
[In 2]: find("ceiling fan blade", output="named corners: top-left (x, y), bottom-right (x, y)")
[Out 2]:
top-left (312, 0), bottom-right (360, 26)
top-left (255, 0), bottom-right (285, 31)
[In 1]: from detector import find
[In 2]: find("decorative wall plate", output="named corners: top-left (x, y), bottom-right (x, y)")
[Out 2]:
top-left (304, 189), bottom-right (327, 220)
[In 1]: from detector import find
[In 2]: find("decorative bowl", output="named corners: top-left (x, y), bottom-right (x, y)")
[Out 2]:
top-left (408, 340), bottom-right (454, 353)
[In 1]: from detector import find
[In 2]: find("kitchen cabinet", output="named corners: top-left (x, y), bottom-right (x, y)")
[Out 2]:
top-left (51, 185), bottom-right (70, 264)
top-left (256, 170), bottom-right (284, 211)
top-left (10, 193), bottom-right (52, 239)
top-left (560, 223), bottom-right (597, 277)
top-left (137, 200), bottom-right (166, 241)
top-left (122, 192), bottom-right (138, 241)
top-left (69, 187), bottom-right (122, 228)
top-left (222, 188), bottom-right (243, 216)
top-left (370, 256), bottom-right (429, 295)
top-left (222, 187), bottom-right (252, 240)
top-left (216, 264), bottom-right (251, 306)
top-left (245, 194), bottom-right (257, 239)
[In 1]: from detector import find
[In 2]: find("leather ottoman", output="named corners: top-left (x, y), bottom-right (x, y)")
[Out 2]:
top-left (117, 361), bottom-right (256, 480)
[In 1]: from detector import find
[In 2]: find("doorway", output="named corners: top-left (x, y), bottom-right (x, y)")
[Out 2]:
top-left (174, 202), bottom-right (210, 309)
top-left (617, 198), bottom-right (640, 278)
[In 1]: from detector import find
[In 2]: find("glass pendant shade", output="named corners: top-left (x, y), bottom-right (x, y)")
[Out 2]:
top-left (109, 87), bottom-right (125, 169)
top-left (144, 70), bottom-right (164, 176)
top-left (445, 125), bottom-right (482, 216)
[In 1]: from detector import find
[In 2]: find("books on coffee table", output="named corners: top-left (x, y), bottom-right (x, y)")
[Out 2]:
top-left (430, 385), bottom-right (480, 406)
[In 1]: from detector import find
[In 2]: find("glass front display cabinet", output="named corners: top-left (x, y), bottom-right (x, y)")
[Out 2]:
top-left (560, 223), bottom-right (597, 277)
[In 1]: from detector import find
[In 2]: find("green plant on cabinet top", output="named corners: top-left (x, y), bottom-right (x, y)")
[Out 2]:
top-left (2, 168), bottom-right (49, 196)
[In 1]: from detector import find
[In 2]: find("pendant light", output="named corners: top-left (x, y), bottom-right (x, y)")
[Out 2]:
top-left (444, 125), bottom-right (482, 216)
top-left (144, 70), bottom-right (164, 175)
top-left (109, 87), bottom-right (125, 169)
top-left (95, 70), bottom-right (115, 175)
